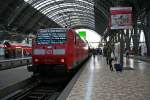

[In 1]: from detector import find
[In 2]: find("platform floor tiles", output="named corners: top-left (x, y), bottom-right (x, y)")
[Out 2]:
top-left (67, 56), bottom-right (150, 100)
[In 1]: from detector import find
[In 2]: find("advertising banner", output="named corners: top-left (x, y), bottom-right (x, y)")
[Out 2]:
top-left (79, 31), bottom-right (86, 39)
top-left (110, 7), bottom-right (132, 29)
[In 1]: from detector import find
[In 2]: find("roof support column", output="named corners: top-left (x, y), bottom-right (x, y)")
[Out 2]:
top-left (124, 29), bottom-right (130, 51)
top-left (132, 23), bottom-right (140, 55)
top-left (120, 30), bottom-right (124, 67)
top-left (142, 11), bottom-right (150, 57)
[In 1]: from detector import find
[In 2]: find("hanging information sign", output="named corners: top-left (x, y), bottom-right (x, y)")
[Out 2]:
top-left (110, 7), bottom-right (132, 29)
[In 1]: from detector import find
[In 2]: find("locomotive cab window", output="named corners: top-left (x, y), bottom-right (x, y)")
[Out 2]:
top-left (35, 29), bottom-right (67, 44)
top-left (51, 32), bottom-right (66, 44)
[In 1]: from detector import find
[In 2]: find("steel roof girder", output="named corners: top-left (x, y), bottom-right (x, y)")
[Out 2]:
top-left (7, 2), bottom-right (29, 26)
top-left (13, 6), bottom-right (37, 27)
top-left (0, 0), bottom-right (15, 15)
top-left (58, 19), bottom-right (95, 28)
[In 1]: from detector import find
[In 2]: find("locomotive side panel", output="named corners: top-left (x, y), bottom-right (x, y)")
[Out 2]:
top-left (66, 29), bottom-right (75, 70)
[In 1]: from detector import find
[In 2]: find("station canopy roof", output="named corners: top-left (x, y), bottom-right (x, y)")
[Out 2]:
top-left (24, 0), bottom-right (95, 31)
top-left (1, 0), bottom-right (148, 36)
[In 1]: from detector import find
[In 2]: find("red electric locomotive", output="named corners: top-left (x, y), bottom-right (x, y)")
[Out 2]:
top-left (29, 28), bottom-right (89, 74)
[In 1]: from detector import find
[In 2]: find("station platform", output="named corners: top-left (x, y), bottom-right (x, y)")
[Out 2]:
top-left (66, 55), bottom-right (150, 100)
top-left (0, 66), bottom-right (32, 91)
top-left (0, 56), bottom-right (31, 62)
top-left (131, 55), bottom-right (150, 62)
top-left (0, 56), bottom-right (31, 71)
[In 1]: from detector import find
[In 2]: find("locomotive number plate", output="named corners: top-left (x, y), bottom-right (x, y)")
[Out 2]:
top-left (46, 50), bottom-right (52, 54)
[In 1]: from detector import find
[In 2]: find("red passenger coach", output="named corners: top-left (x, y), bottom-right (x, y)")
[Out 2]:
top-left (29, 28), bottom-right (89, 74)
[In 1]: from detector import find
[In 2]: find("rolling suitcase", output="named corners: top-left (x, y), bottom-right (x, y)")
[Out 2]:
top-left (114, 64), bottom-right (123, 72)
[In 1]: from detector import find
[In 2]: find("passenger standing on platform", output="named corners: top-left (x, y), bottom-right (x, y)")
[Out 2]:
top-left (93, 49), bottom-right (96, 58)
top-left (106, 45), bottom-right (111, 64)
top-left (103, 46), bottom-right (107, 57)
top-left (125, 49), bottom-right (129, 58)
top-left (106, 44), bottom-right (114, 71)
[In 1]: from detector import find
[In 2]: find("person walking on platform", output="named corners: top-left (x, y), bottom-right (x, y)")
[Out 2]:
top-left (125, 49), bottom-right (129, 58)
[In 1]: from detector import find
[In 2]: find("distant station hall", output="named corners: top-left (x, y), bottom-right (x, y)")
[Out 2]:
top-left (0, 0), bottom-right (150, 100)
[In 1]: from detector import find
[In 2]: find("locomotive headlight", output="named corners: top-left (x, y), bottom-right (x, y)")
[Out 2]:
top-left (35, 59), bottom-right (39, 62)
top-left (60, 59), bottom-right (64, 63)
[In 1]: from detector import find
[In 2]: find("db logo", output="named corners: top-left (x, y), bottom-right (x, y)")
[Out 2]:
top-left (47, 50), bottom-right (52, 54)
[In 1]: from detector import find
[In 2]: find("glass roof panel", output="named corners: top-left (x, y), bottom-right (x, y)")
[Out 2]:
top-left (46, 9), bottom-right (94, 18)
top-left (54, 17), bottom-right (94, 24)
top-left (25, 0), bottom-right (95, 29)
top-left (56, 19), bottom-right (95, 27)
top-left (39, 3), bottom-right (93, 13)
top-left (52, 14), bottom-right (94, 21)
top-left (34, 1), bottom-right (56, 9)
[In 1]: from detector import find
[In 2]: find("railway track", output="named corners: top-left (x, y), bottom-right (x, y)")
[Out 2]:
top-left (1, 57), bottom-right (89, 100)
top-left (8, 83), bottom-right (63, 100)
top-left (4, 76), bottom-right (68, 100)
